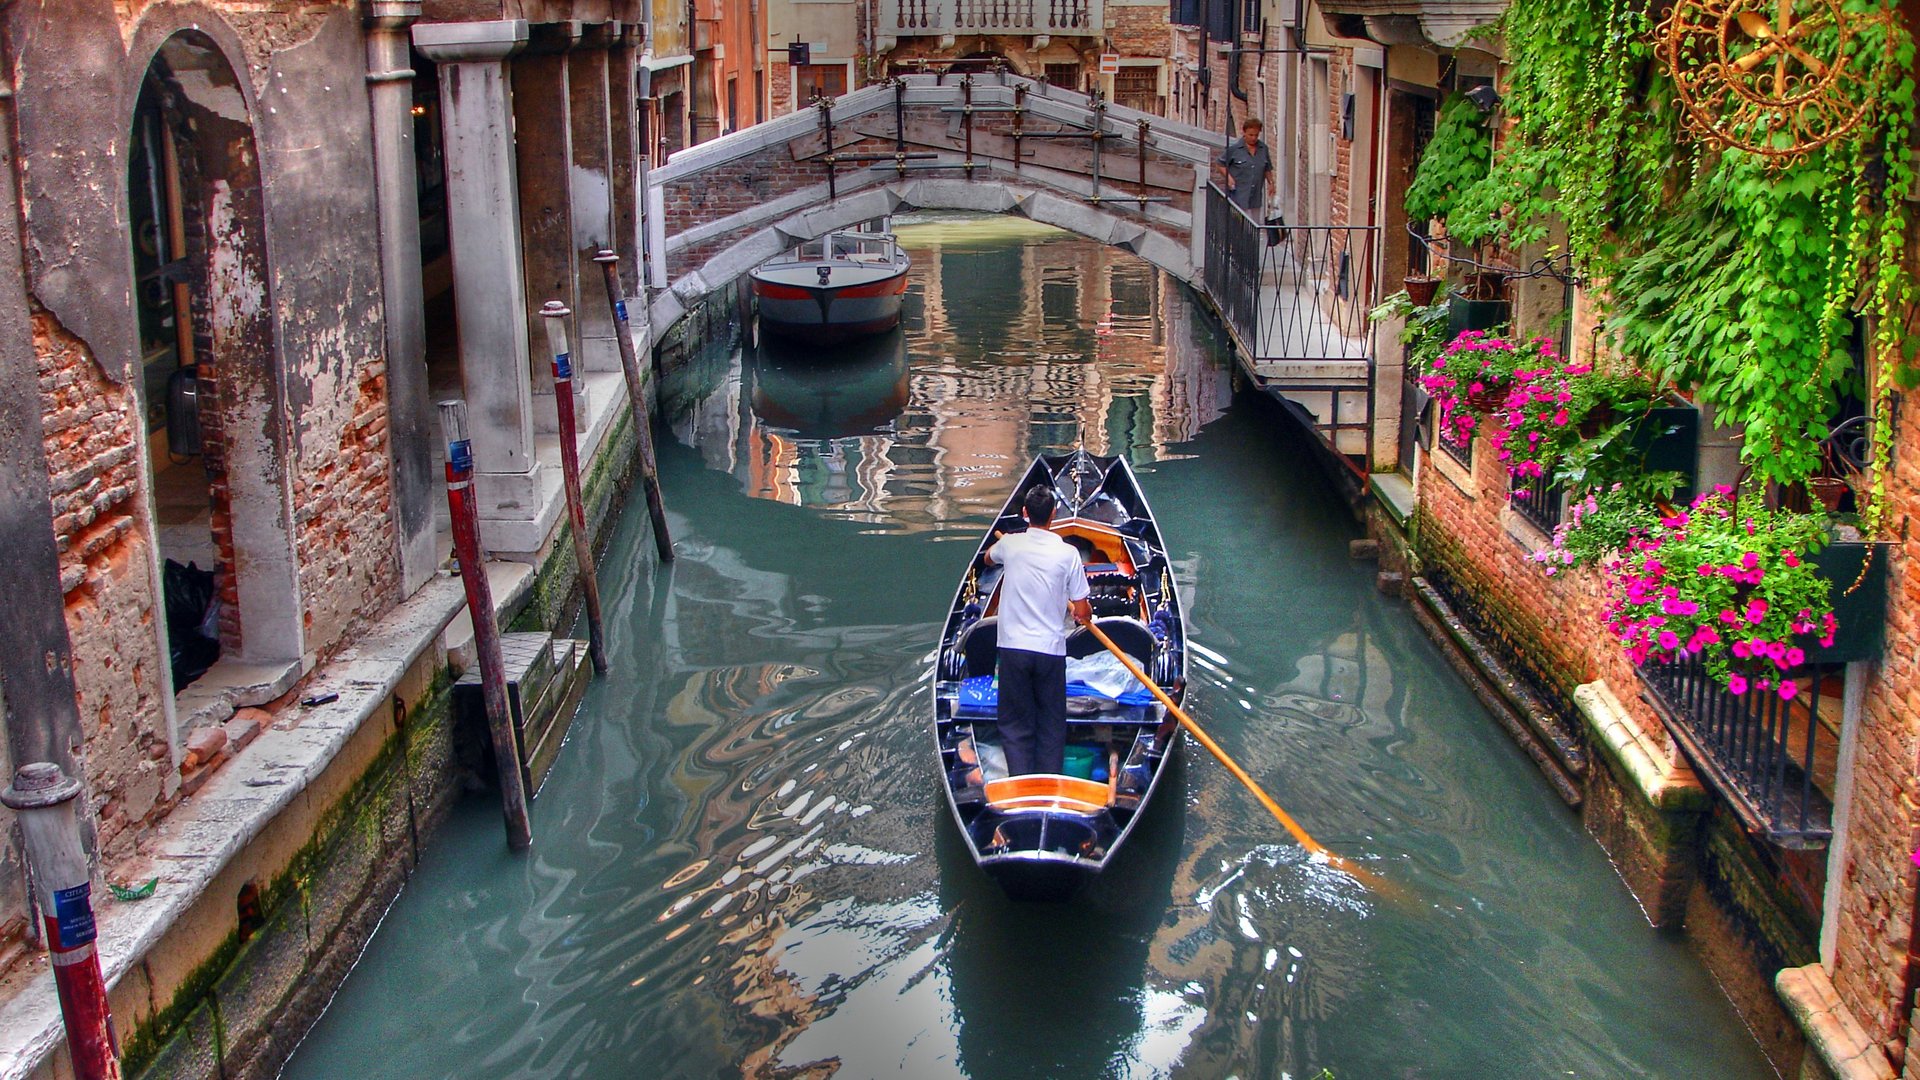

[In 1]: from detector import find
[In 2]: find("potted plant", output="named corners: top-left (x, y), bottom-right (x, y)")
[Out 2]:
top-left (1416, 330), bottom-right (1531, 448)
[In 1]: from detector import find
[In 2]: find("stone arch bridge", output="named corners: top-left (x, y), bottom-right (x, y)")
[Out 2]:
top-left (646, 73), bottom-right (1386, 467)
top-left (646, 73), bottom-right (1220, 331)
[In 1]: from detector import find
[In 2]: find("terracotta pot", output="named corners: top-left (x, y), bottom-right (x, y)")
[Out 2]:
top-left (1465, 386), bottom-right (1508, 413)
top-left (1404, 276), bottom-right (1441, 307)
top-left (1807, 476), bottom-right (1850, 512)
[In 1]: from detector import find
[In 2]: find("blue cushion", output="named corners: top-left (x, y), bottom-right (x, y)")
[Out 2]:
top-left (958, 674), bottom-right (1155, 709)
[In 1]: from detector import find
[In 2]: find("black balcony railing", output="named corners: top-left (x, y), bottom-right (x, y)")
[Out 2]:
top-left (1203, 185), bottom-right (1377, 363)
top-left (1641, 655), bottom-right (1840, 847)
top-left (1509, 471), bottom-right (1562, 533)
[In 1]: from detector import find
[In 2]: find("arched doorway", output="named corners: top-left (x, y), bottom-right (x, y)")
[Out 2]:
top-left (127, 31), bottom-right (302, 694)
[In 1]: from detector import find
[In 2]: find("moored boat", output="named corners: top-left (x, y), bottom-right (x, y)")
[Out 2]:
top-left (934, 450), bottom-right (1188, 901)
top-left (750, 230), bottom-right (910, 344)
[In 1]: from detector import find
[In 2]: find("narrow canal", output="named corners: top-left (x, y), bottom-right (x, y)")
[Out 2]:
top-left (284, 217), bottom-right (1770, 1078)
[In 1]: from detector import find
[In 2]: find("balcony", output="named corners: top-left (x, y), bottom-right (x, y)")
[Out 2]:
top-left (886, 0), bottom-right (1103, 36)
top-left (1203, 185), bottom-right (1376, 458)
top-left (1314, 0), bottom-right (1507, 48)
top-left (1642, 656), bottom-right (1841, 848)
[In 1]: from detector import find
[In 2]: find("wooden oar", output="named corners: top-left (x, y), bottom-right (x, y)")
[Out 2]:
top-left (1083, 621), bottom-right (1392, 894)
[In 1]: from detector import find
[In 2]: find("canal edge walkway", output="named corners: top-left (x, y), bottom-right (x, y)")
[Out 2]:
top-left (0, 562), bottom-right (532, 1080)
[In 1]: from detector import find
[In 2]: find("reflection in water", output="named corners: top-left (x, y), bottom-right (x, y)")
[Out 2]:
top-left (285, 218), bottom-right (1772, 1080)
top-left (668, 214), bottom-right (1233, 530)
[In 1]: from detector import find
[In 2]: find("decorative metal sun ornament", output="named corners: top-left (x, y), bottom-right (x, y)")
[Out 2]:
top-left (1658, 0), bottom-right (1896, 165)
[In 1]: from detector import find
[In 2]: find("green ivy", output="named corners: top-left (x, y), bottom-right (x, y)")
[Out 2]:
top-left (1450, 0), bottom-right (1918, 494)
top-left (1404, 94), bottom-right (1492, 228)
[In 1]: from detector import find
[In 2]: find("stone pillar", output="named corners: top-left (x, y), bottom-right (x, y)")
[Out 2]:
top-left (609, 25), bottom-right (646, 299)
top-left (569, 27), bottom-right (622, 375)
top-left (412, 20), bottom-right (541, 536)
top-left (365, 1), bottom-right (438, 595)
top-left (0, 52), bottom-right (84, 786)
top-left (512, 23), bottom-right (586, 433)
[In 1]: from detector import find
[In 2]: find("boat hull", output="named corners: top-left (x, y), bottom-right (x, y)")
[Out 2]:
top-left (752, 267), bottom-right (909, 344)
top-left (933, 451), bottom-right (1189, 903)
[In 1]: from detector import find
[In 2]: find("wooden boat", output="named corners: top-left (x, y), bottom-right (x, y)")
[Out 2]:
top-left (749, 230), bottom-right (910, 343)
top-left (934, 450), bottom-right (1187, 901)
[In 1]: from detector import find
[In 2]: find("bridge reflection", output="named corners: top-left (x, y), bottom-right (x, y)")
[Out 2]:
top-left (661, 219), bottom-right (1233, 529)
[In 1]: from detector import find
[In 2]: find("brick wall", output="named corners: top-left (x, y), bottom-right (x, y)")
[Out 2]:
top-left (1828, 399), bottom-right (1920, 1058)
top-left (292, 360), bottom-right (399, 661)
top-left (36, 312), bottom-right (175, 864)
top-left (1108, 5), bottom-right (1170, 59)
top-left (1414, 436), bottom-right (1659, 731)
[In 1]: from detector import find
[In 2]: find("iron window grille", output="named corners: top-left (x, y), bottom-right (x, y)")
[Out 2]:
top-left (1509, 470), bottom-right (1562, 533)
top-left (1641, 654), bottom-right (1840, 848)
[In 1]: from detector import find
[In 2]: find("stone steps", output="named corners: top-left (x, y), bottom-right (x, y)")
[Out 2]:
top-left (453, 631), bottom-right (591, 794)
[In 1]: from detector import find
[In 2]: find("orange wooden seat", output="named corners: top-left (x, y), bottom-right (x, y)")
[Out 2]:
top-left (984, 774), bottom-right (1112, 814)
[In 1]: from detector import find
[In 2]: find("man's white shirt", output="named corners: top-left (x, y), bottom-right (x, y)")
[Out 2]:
top-left (986, 528), bottom-right (1090, 656)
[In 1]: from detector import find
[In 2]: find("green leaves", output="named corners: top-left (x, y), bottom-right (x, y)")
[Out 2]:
top-left (1470, 0), bottom-right (1918, 492)
top-left (1405, 95), bottom-right (1493, 226)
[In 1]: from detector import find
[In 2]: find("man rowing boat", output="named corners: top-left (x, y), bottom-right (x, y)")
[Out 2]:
top-left (984, 485), bottom-right (1093, 776)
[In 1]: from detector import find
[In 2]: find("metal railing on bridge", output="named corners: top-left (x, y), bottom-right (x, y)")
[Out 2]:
top-left (1203, 185), bottom-right (1377, 365)
top-left (1203, 184), bottom-right (1378, 460)
top-left (888, 0), bottom-right (1100, 34)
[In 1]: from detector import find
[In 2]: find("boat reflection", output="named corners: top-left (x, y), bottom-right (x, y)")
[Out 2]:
top-left (748, 328), bottom-right (909, 439)
top-left (939, 753), bottom-right (1193, 1079)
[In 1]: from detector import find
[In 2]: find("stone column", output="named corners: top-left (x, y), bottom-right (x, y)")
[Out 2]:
top-left (365, 1), bottom-right (438, 595)
top-left (0, 44), bottom-right (84, 786)
top-left (568, 26), bottom-right (621, 375)
top-left (513, 22), bottom-right (586, 432)
top-left (608, 24), bottom-right (647, 301)
top-left (412, 20), bottom-right (541, 535)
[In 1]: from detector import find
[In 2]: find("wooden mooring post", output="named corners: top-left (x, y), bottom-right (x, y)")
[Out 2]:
top-left (538, 302), bottom-right (610, 674)
top-left (593, 250), bottom-right (675, 562)
top-left (438, 399), bottom-right (533, 850)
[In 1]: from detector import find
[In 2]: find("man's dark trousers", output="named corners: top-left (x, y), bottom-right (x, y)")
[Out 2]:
top-left (998, 647), bottom-right (1067, 775)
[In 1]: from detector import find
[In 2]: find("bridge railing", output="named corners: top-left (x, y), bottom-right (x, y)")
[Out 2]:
top-left (1203, 184), bottom-right (1377, 366)
top-left (886, 0), bottom-right (1103, 35)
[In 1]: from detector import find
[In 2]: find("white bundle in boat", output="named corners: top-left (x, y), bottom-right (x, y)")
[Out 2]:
top-left (1065, 652), bottom-right (1149, 700)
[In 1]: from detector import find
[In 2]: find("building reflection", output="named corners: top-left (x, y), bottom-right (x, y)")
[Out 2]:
top-left (665, 224), bottom-right (1234, 529)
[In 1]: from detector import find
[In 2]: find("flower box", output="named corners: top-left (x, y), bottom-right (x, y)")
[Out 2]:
top-left (1627, 397), bottom-right (1700, 499)
top-left (1805, 540), bottom-right (1888, 663)
top-left (1447, 291), bottom-right (1510, 338)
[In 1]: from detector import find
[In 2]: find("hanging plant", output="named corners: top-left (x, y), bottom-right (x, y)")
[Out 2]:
top-left (1466, 0), bottom-right (1916, 498)
top-left (1419, 331), bottom-right (1541, 447)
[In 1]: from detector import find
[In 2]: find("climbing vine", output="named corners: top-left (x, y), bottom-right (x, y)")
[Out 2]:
top-left (1403, 94), bottom-right (1491, 229)
top-left (1464, 0), bottom-right (1917, 496)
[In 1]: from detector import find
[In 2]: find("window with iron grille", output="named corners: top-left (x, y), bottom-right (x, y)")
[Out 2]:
top-left (1044, 63), bottom-right (1082, 91)
top-left (1641, 657), bottom-right (1842, 847)
top-left (1509, 471), bottom-right (1562, 534)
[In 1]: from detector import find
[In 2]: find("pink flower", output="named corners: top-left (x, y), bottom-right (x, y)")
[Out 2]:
top-left (1784, 646), bottom-right (1805, 667)
top-left (1658, 630), bottom-right (1680, 650)
top-left (1745, 599), bottom-right (1768, 625)
top-left (1732, 641), bottom-right (1752, 659)
top-left (1779, 680), bottom-right (1798, 700)
top-left (1727, 673), bottom-right (1749, 695)
top-left (1783, 551), bottom-right (1801, 568)
top-left (1552, 409), bottom-right (1570, 426)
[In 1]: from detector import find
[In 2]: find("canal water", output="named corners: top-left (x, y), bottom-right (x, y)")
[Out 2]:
top-left (284, 217), bottom-right (1770, 1078)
